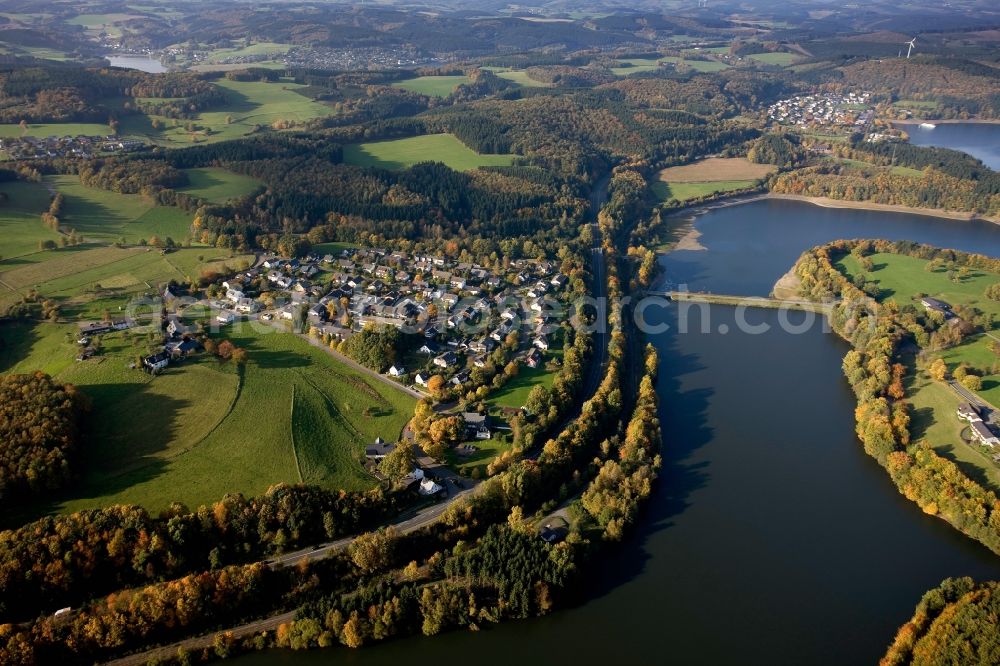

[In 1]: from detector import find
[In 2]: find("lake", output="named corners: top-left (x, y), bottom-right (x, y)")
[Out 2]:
top-left (898, 121), bottom-right (1000, 171)
top-left (234, 200), bottom-right (1000, 665)
top-left (105, 54), bottom-right (167, 73)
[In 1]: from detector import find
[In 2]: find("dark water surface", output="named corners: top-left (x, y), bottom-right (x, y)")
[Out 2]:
top-left (900, 122), bottom-right (1000, 171)
top-left (235, 201), bottom-right (1000, 665)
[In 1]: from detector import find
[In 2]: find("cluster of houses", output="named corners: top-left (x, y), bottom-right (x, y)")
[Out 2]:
top-left (957, 403), bottom-right (1000, 447)
top-left (0, 135), bottom-right (144, 160)
top-left (218, 247), bottom-right (570, 384)
top-left (141, 310), bottom-right (204, 372)
top-left (766, 91), bottom-right (871, 129)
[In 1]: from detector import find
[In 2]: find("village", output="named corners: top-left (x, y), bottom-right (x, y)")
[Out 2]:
top-left (201, 245), bottom-right (572, 388)
top-left (766, 91), bottom-right (873, 130)
top-left (0, 135), bottom-right (145, 161)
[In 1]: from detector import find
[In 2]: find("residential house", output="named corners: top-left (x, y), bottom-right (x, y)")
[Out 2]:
top-left (462, 412), bottom-right (492, 440)
top-left (143, 351), bottom-right (170, 371)
top-left (434, 351), bottom-right (458, 368)
top-left (365, 437), bottom-right (396, 460)
top-left (389, 364), bottom-right (406, 377)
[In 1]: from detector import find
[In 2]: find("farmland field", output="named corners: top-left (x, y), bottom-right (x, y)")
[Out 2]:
top-left (482, 67), bottom-right (550, 87)
top-left (0, 122), bottom-right (112, 138)
top-left (343, 133), bottom-right (514, 171)
top-left (178, 167), bottom-right (261, 203)
top-left (49, 175), bottom-right (193, 243)
top-left (2, 322), bottom-right (415, 516)
top-left (611, 56), bottom-right (729, 76)
top-left (118, 78), bottom-right (335, 146)
top-left (0, 245), bottom-right (252, 316)
top-left (391, 75), bottom-right (471, 97)
top-left (0, 180), bottom-right (61, 259)
top-left (748, 52), bottom-right (800, 66)
top-left (652, 157), bottom-right (775, 202)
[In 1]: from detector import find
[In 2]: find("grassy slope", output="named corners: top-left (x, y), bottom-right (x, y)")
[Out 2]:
top-left (0, 123), bottom-right (112, 138)
top-left (50, 175), bottom-right (193, 243)
top-left (177, 167), bottom-right (261, 203)
top-left (391, 75), bottom-right (471, 97)
top-left (748, 52), bottom-right (800, 66)
top-left (119, 78), bottom-right (335, 146)
top-left (343, 133), bottom-right (514, 172)
top-left (0, 180), bottom-right (61, 259)
top-left (1, 323), bottom-right (415, 515)
top-left (652, 180), bottom-right (756, 201)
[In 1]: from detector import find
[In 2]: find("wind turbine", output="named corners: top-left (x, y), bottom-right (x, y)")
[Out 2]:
top-left (905, 38), bottom-right (916, 58)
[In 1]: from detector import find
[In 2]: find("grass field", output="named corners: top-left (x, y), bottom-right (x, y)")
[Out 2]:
top-left (0, 122), bottom-right (112, 138)
top-left (2, 322), bottom-right (415, 515)
top-left (49, 175), bottom-right (194, 243)
top-left (481, 67), bottom-right (550, 87)
top-left (837, 251), bottom-right (1000, 407)
top-left (908, 365), bottom-right (1000, 493)
top-left (343, 133), bottom-right (514, 172)
top-left (206, 41), bottom-right (293, 63)
top-left (653, 180), bottom-right (758, 202)
top-left (0, 245), bottom-right (252, 316)
top-left (835, 253), bottom-right (1000, 321)
top-left (445, 436), bottom-right (513, 477)
top-left (391, 75), bottom-right (472, 97)
top-left (119, 78), bottom-right (335, 146)
top-left (611, 56), bottom-right (728, 76)
top-left (652, 158), bottom-right (775, 202)
top-left (0, 180), bottom-right (61, 259)
top-left (748, 52), bottom-right (800, 66)
top-left (178, 167), bottom-right (261, 203)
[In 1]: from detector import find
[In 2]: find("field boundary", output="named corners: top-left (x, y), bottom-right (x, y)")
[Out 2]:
top-left (289, 383), bottom-right (305, 483)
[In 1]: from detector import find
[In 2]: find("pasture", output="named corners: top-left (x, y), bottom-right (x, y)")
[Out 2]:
top-left (482, 67), bottom-right (550, 87)
top-left (119, 78), bottom-right (335, 146)
top-left (0, 180), bottom-right (61, 259)
top-left (391, 75), bottom-right (472, 97)
top-left (343, 133), bottom-right (514, 172)
top-left (2, 322), bottom-right (414, 515)
top-left (837, 251), bottom-right (1000, 407)
top-left (48, 175), bottom-right (193, 243)
top-left (0, 122), bottom-right (112, 138)
top-left (652, 158), bottom-right (775, 202)
top-left (748, 52), bottom-right (800, 66)
top-left (178, 167), bottom-right (261, 203)
top-left (611, 56), bottom-right (729, 76)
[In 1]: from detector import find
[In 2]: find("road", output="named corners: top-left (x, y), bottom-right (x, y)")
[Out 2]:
top-left (108, 481), bottom-right (479, 666)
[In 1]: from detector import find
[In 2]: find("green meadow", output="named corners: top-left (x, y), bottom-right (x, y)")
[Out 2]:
top-left (1, 322), bottom-right (415, 516)
top-left (391, 75), bottom-right (472, 97)
top-left (837, 251), bottom-right (1000, 406)
top-left (748, 52), bottom-right (800, 66)
top-left (178, 167), bottom-right (261, 203)
top-left (611, 56), bottom-right (728, 76)
top-left (481, 67), bottom-right (550, 87)
top-left (0, 122), bottom-right (112, 138)
top-left (49, 175), bottom-right (194, 243)
top-left (652, 179), bottom-right (756, 202)
top-left (0, 180), bottom-right (62, 259)
top-left (119, 78), bottom-right (335, 146)
top-left (343, 133), bottom-right (514, 171)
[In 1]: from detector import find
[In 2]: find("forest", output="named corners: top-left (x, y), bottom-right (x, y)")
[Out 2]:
top-left (0, 372), bottom-right (87, 504)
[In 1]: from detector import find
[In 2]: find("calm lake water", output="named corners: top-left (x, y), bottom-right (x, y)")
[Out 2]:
top-left (900, 122), bottom-right (1000, 170)
top-left (106, 55), bottom-right (167, 73)
top-left (235, 200), bottom-right (1000, 665)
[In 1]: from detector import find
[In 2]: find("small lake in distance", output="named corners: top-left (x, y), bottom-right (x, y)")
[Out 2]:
top-left (105, 55), bottom-right (167, 73)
